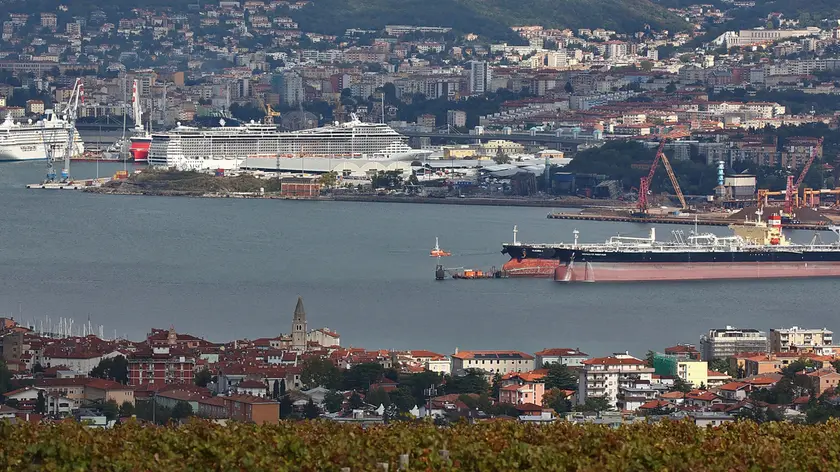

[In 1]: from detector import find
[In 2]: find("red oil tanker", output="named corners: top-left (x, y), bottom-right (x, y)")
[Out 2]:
top-left (501, 214), bottom-right (840, 282)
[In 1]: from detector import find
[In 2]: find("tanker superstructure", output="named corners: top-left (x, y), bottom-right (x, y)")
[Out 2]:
top-left (501, 213), bottom-right (840, 282)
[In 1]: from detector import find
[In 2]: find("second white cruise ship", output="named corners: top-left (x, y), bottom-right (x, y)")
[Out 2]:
top-left (148, 115), bottom-right (431, 170)
top-left (0, 112), bottom-right (84, 161)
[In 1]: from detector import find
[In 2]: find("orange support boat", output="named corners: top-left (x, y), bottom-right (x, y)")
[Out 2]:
top-left (430, 237), bottom-right (451, 257)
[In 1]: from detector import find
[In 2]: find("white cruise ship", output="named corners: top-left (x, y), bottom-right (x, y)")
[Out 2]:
top-left (148, 115), bottom-right (431, 171)
top-left (0, 112), bottom-right (84, 161)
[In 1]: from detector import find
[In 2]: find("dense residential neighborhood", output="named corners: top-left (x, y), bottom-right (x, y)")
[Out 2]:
top-left (1, 298), bottom-right (840, 427)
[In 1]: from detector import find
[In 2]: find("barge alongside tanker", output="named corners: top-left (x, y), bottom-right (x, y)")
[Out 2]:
top-left (501, 214), bottom-right (840, 282)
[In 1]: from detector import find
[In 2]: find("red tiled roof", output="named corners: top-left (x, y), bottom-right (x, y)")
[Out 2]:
top-left (514, 402), bottom-right (544, 412)
top-left (2, 386), bottom-right (41, 397)
top-left (639, 399), bottom-right (672, 410)
top-left (744, 377), bottom-right (777, 386)
top-left (685, 390), bottom-right (718, 401)
top-left (534, 348), bottom-right (588, 357)
top-left (452, 351), bottom-right (534, 360)
top-left (409, 350), bottom-right (446, 359)
top-left (85, 378), bottom-right (131, 391)
top-left (223, 394), bottom-right (278, 405)
top-left (237, 380), bottom-right (267, 389)
top-left (197, 396), bottom-right (226, 407)
top-left (582, 356), bottom-right (645, 366)
top-left (707, 370), bottom-right (730, 378)
top-left (718, 382), bottom-right (749, 391)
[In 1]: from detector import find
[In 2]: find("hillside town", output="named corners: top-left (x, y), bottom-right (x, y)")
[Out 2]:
top-left (1, 298), bottom-right (839, 427)
top-left (1, 2), bottom-right (840, 150)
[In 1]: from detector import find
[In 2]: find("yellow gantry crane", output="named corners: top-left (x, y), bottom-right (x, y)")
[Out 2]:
top-left (263, 104), bottom-right (282, 125)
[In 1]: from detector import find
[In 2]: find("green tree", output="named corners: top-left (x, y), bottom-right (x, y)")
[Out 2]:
top-left (342, 363), bottom-right (384, 392)
top-left (194, 368), bottom-right (212, 388)
top-left (782, 359), bottom-right (814, 378)
top-left (101, 400), bottom-right (119, 422)
top-left (574, 397), bottom-right (611, 413)
top-left (349, 392), bottom-right (364, 409)
top-left (119, 401), bottom-right (135, 417)
top-left (371, 170), bottom-right (404, 190)
top-left (671, 377), bottom-right (692, 393)
top-left (300, 358), bottom-right (342, 390)
top-left (272, 380), bottom-right (281, 400)
top-left (171, 401), bottom-right (193, 421)
top-left (544, 363), bottom-right (577, 390)
top-left (708, 358), bottom-right (734, 376)
top-left (365, 387), bottom-right (391, 407)
top-left (400, 370), bottom-right (444, 406)
top-left (35, 391), bottom-right (46, 414)
top-left (644, 350), bottom-right (656, 367)
top-left (491, 373), bottom-right (503, 399)
top-left (640, 60), bottom-right (653, 72)
top-left (542, 388), bottom-right (572, 413)
top-left (279, 395), bottom-right (294, 419)
top-left (90, 356), bottom-right (129, 384)
top-left (319, 171), bottom-right (338, 189)
top-left (445, 369), bottom-right (490, 395)
top-left (324, 390), bottom-right (344, 413)
top-left (303, 398), bottom-right (321, 419)
top-left (390, 386), bottom-right (416, 413)
top-left (492, 148), bottom-right (511, 165)
top-left (0, 361), bottom-right (11, 396)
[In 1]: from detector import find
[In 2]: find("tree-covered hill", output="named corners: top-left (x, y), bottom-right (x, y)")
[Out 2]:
top-left (292, 0), bottom-right (691, 39)
top-left (5, 0), bottom-right (689, 41)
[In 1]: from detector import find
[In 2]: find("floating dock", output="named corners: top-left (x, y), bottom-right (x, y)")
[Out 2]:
top-left (26, 178), bottom-right (112, 190)
top-left (547, 212), bottom-right (832, 231)
top-left (435, 264), bottom-right (507, 280)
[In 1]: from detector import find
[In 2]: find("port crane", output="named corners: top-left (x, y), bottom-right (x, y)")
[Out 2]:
top-left (784, 137), bottom-right (823, 213)
top-left (636, 141), bottom-right (687, 215)
top-left (263, 104), bottom-right (282, 125)
top-left (41, 78), bottom-right (83, 183)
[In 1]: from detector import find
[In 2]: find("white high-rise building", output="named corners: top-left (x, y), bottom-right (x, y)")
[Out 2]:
top-left (578, 352), bottom-right (653, 409)
top-left (700, 326), bottom-right (768, 360)
top-left (769, 327), bottom-right (833, 353)
top-left (469, 61), bottom-right (491, 95)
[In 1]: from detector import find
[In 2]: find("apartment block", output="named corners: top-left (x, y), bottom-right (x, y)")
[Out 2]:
top-left (223, 394), bottom-right (280, 424)
top-left (700, 326), bottom-right (767, 361)
top-left (451, 350), bottom-right (535, 376)
top-left (534, 348), bottom-right (589, 367)
top-left (653, 353), bottom-right (708, 387)
top-left (578, 353), bottom-right (654, 408)
top-left (769, 326), bottom-right (833, 353)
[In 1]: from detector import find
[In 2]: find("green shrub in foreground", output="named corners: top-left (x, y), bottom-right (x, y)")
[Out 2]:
top-left (2, 419), bottom-right (839, 471)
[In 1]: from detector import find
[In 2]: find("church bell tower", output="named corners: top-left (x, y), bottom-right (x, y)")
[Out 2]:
top-left (291, 296), bottom-right (307, 352)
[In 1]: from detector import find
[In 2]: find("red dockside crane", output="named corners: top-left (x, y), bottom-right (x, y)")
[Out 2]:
top-left (636, 141), bottom-right (687, 216)
top-left (784, 136), bottom-right (823, 214)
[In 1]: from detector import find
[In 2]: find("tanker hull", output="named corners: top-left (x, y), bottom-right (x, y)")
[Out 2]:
top-left (502, 259), bottom-right (559, 277)
top-left (554, 261), bottom-right (840, 283)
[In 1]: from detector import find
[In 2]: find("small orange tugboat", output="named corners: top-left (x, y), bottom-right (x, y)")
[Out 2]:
top-left (430, 237), bottom-right (451, 257)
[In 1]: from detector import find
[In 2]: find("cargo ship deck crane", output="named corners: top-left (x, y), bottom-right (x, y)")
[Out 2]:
top-left (636, 141), bottom-right (687, 215)
top-left (784, 137), bottom-right (823, 213)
